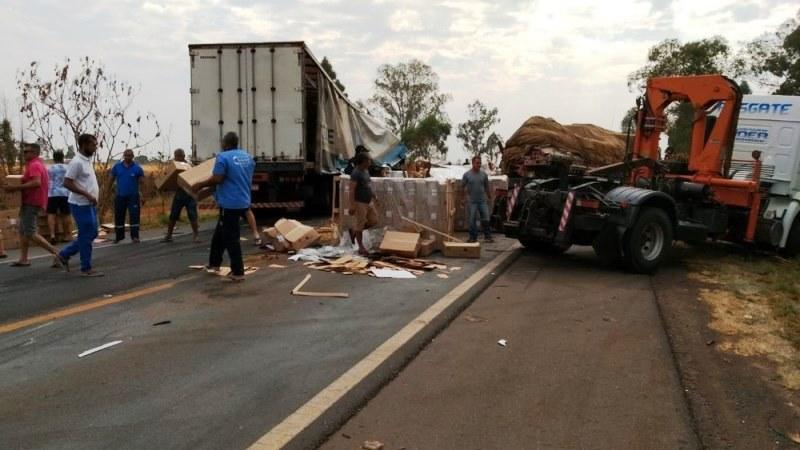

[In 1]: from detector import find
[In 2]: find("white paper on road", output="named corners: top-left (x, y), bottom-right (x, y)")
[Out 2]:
top-left (78, 340), bottom-right (123, 358)
top-left (369, 268), bottom-right (417, 279)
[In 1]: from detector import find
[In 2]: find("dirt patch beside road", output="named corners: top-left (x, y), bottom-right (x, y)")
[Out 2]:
top-left (654, 244), bottom-right (800, 448)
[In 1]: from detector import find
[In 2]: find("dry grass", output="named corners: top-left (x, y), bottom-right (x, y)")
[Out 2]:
top-left (684, 244), bottom-right (800, 389)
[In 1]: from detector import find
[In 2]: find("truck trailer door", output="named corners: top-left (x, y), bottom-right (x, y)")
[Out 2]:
top-left (248, 46), bottom-right (304, 161)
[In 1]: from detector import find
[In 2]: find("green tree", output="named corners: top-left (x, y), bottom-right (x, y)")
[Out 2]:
top-left (0, 119), bottom-right (17, 174)
top-left (628, 37), bottom-right (735, 155)
top-left (620, 107), bottom-right (638, 133)
top-left (456, 99), bottom-right (500, 159)
top-left (742, 11), bottom-right (800, 95)
top-left (65, 145), bottom-right (75, 159)
top-left (320, 56), bottom-right (346, 93)
top-left (134, 154), bottom-right (149, 164)
top-left (739, 80), bottom-right (753, 95)
top-left (370, 59), bottom-right (451, 137)
top-left (401, 114), bottom-right (451, 160)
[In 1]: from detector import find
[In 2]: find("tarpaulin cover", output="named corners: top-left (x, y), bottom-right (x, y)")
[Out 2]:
top-left (318, 75), bottom-right (400, 173)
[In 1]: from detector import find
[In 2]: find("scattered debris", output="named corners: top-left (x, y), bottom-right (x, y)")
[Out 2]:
top-left (189, 265), bottom-right (259, 277)
top-left (362, 441), bottom-right (384, 450)
top-left (706, 340), bottom-right (716, 346)
top-left (437, 273), bottom-right (449, 279)
top-left (268, 264), bottom-right (287, 269)
top-left (369, 268), bottom-right (416, 279)
top-left (102, 294), bottom-right (113, 299)
top-left (341, 433), bottom-right (352, 439)
top-left (153, 320), bottom-right (172, 326)
top-left (291, 274), bottom-right (349, 298)
top-left (464, 314), bottom-right (487, 323)
top-left (401, 215), bottom-right (463, 243)
top-left (497, 339), bottom-right (508, 347)
top-left (78, 340), bottom-right (123, 358)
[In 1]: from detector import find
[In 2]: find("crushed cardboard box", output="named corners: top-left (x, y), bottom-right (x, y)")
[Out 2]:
top-left (379, 231), bottom-right (421, 258)
top-left (156, 161), bottom-right (193, 191)
top-left (177, 158), bottom-right (216, 201)
top-left (274, 218), bottom-right (320, 251)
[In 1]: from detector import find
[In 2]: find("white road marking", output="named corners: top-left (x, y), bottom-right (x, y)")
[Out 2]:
top-left (248, 243), bottom-right (521, 450)
top-left (77, 340), bottom-right (123, 358)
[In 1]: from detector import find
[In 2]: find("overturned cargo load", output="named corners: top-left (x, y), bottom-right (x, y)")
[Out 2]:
top-left (501, 116), bottom-right (626, 174)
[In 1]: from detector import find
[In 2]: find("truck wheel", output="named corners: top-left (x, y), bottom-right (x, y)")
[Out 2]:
top-left (519, 238), bottom-right (571, 254)
top-left (623, 208), bottom-right (673, 274)
top-left (780, 218), bottom-right (800, 257)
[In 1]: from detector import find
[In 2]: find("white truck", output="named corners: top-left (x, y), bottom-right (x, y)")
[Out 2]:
top-left (188, 41), bottom-right (400, 211)
top-left (730, 95), bottom-right (800, 255)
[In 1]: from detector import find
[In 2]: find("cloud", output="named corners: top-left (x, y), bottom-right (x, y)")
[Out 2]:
top-left (0, 0), bottom-right (796, 161)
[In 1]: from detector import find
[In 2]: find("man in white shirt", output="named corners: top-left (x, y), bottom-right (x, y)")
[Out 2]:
top-left (57, 133), bottom-right (103, 277)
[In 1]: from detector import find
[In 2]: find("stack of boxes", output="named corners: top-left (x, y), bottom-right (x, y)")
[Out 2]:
top-left (338, 175), bottom-right (456, 251)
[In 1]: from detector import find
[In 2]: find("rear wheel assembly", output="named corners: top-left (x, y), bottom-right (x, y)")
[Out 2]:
top-left (623, 207), bottom-right (673, 274)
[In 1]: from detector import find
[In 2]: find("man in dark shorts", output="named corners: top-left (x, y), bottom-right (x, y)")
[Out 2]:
top-left (47, 150), bottom-right (71, 244)
top-left (163, 148), bottom-right (200, 243)
top-left (2, 143), bottom-right (62, 267)
top-left (348, 152), bottom-right (378, 256)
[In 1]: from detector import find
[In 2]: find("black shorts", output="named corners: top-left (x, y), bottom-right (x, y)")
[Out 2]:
top-left (47, 196), bottom-right (70, 215)
top-left (169, 189), bottom-right (198, 222)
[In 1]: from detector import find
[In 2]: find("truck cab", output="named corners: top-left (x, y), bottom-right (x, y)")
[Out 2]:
top-left (730, 95), bottom-right (800, 254)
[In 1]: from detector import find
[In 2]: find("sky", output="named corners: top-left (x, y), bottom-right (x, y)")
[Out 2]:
top-left (0, 0), bottom-right (797, 163)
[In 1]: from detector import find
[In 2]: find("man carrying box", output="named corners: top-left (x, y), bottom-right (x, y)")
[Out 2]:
top-left (162, 148), bottom-right (200, 243)
top-left (2, 143), bottom-right (62, 267)
top-left (193, 132), bottom-right (254, 282)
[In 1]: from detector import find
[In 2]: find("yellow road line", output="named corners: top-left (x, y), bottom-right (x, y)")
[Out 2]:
top-left (0, 282), bottom-right (177, 335)
top-left (248, 243), bottom-right (521, 450)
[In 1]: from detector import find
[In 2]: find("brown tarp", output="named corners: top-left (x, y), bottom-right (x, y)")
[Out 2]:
top-left (501, 116), bottom-right (627, 172)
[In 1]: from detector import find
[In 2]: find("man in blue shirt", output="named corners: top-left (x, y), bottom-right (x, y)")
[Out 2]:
top-left (110, 149), bottom-right (145, 243)
top-left (194, 132), bottom-right (254, 281)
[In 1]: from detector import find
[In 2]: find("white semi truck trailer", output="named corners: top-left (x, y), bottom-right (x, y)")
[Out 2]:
top-left (189, 41), bottom-right (400, 211)
top-left (730, 95), bottom-right (800, 255)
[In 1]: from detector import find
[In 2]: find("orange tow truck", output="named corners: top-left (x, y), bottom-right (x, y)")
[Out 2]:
top-left (499, 75), bottom-right (783, 273)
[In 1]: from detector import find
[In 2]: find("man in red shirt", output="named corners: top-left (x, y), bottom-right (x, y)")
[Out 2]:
top-left (2, 143), bottom-right (62, 267)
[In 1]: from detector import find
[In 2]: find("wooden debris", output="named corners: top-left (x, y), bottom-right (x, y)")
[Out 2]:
top-left (401, 216), bottom-right (463, 242)
top-left (291, 274), bottom-right (349, 298)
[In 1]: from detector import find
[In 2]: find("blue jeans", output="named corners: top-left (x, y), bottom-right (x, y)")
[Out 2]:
top-left (114, 194), bottom-right (140, 240)
top-left (59, 204), bottom-right (98, 272)
top-left (468, 201), bottom-right (492, 240)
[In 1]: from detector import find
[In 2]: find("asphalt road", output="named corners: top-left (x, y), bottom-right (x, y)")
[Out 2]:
top-left (0, 228), bottom-right (510, 449)
top-left (324, 248), bottom-right (698, 449)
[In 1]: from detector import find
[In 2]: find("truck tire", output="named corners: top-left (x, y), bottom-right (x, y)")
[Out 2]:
top-left (519, 238), bottom-right (571, 254)
top-left (780, 218), bottom-right (800, 257)
top-left (623, 207), bottom-right (673, 274)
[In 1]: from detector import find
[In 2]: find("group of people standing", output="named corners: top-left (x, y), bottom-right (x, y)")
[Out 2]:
top-left (1, 131), bottom-right (256, 281)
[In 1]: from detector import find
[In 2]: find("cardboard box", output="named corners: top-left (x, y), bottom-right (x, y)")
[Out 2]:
top-left (274, 218), bottom-right (320, 250)
top-left (156, 161), bottom-right (193, 191)
top-left (177, 158), bottom-right (216, 201)
top-left (418, 237), bottom-right (437, 257)
top-left (2, 175), bottom-right (23, 186)
top-left (263, 226), bottom-right (289, 252)
top-left (379, 231), bottom-right (421, 258)
top-left (443, 241), bottom-right (481, 259)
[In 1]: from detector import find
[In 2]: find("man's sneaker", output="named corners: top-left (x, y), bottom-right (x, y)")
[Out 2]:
top-left (81, 270), bottom-right (104, 277)
top-left (484, 236), bottom-right (495, 243)
top-left (227, 274), bottom-right (245, 282)
top-left (204, 265), bottom-right (221, 274)
top-left (131, 238), bottom-right (141, 244)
